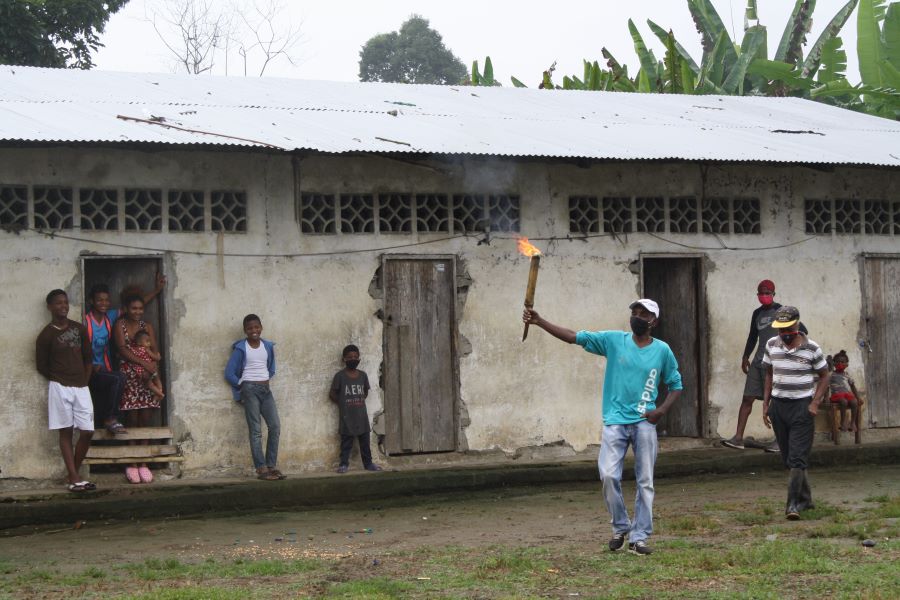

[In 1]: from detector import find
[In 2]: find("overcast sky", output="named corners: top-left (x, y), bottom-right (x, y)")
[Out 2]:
top-left (95, 0), bottom-right (861, 85)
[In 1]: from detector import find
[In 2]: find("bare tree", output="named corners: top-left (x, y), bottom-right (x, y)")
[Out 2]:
top-left (149, 0), bottom-right (233, 75)
top-left (237, 0), bottom-right (303, 76)
top-left (147, 0), bottom-right (303, 76)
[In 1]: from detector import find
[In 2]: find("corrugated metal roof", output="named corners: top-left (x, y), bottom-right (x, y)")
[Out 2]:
top-left (1, 65), bottom-right (898, 165)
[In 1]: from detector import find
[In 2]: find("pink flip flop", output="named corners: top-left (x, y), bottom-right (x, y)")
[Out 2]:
top-left (138, 466), bottom-right (153, 483)
top-left (125, 466), bottom-right (141, 484)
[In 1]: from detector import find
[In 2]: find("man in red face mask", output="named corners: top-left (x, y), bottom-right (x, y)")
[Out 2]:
top-left (722, 280), bottom-right (806, 451)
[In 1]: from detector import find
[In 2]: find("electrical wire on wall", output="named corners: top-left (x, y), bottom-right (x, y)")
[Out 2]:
top-left (7, 225), bottom-right (820, 259)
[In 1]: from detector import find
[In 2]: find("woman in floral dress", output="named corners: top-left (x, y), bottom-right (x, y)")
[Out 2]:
top-left (114, 295), bottom-right (162, 484)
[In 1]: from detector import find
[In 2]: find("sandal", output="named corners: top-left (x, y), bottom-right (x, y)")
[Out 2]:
top-left (105, 421), bottom-right (128, 435)
top-left (125, 467), bottom-right (141, 484)
top-left (269, 469), bottom-right (287, 480)
top-left (138, 467), bottom-right (153, 483)
top-left (67, 482), bottom-right (88, 493)
top-left (257, 471), bottom-right (281, 481)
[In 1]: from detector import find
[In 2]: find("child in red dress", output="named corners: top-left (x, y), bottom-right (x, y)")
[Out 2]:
top-left (827, 350), bottom-right (863, 432)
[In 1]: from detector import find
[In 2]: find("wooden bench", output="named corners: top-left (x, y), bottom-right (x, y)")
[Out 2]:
top-left (85, 426), bottom-right (184, 465)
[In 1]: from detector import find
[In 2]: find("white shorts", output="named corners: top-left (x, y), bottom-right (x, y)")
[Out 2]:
top-left (47, 381), bottom-right (94, 431)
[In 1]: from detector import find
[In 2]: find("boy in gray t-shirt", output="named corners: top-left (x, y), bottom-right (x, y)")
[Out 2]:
top-left (329, 344), bottom-right (382, 473)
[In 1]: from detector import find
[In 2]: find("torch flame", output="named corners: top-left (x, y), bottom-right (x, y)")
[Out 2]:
top-left (517, 237), bottom-right (542, 257)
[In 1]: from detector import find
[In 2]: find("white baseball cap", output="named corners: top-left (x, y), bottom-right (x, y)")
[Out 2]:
top-left (629, 299), bottom-right (660, 319)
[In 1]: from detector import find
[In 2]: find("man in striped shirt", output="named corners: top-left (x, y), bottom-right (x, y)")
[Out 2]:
top-left (762, 305), bottom-right (830, 520)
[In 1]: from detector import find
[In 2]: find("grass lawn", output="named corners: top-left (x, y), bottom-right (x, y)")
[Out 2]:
top-left (0, 481), bottom-right (897, 598)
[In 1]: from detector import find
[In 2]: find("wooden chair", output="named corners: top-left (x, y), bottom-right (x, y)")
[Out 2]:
top-left (822, 398), bottom-right (863, 445)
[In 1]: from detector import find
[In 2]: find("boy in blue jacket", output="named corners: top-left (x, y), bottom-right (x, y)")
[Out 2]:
top-left (224, 314), bottom-right (284, 480)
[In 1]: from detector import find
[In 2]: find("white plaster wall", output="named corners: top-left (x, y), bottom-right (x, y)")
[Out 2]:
top-left (1, 147), bottom-right (898, 480)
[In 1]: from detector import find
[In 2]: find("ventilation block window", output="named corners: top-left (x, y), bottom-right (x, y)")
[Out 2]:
top-left (33, 186), bottom-right (73, 230)
top-left (299, 193), bottom-right (336, 234)
top-left (0, 185), bottom-right (28, 228)
top-left (378, 193), bottom-right (413, 233)
top-left (80, 189), bottom-right (119, 231)
top-left (340, 194), bottom-right (375, 234)
top-left (211, 190), bottom-right (247, 232)
top-left (167, 190), bottom-right (205, 232)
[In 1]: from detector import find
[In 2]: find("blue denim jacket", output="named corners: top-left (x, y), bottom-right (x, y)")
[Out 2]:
top-left (224, 338), bottom-right (276, 401)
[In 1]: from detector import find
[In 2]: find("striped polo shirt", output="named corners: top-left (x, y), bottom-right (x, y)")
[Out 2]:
top-left (762, 335), bottom-right (827, 400)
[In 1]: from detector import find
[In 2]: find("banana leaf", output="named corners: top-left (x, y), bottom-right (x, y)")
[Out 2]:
top-left (724, 25), bottom-right (767, 93)
top-left (664, 31), bottom-right (684, 93)
top-left (510, 76), bottom-right (527, 88)
top-left (602, 47), bottom-right (637, 92)
top-left (471, 60), bottom-right (481, 85)
top-left (801, 0), bottom-right (858, 78)
top-left (816, 37), bottom-right (848, 84)
top-left (746, 0), bottom-right (759, 22)
top-left (812, 80), bottom-right (899, 101)
top-left (699, 30), bottom-right (732, 88)
top-left (588, 61), bottom-right (603, 90)
top-left (747, 59), bottom-right (815, 89)
top-left (774, 0), bottom-right (816, 65)
top-left (647, 19), bottom-right (700, 74)
top-left (688, 0), bottom-right (737, 67)
top-left (858, 0), bottom-right (888, 86)
top-left (879, 57), bottom-right (900, 89)
top-left (483, 56), bottom-right (495, 85)
top-left (542, 70), bottom-right (554, 89)
top-left (884, 3), bottom-right (900, 71)
top-left (636, 67), bottom-right (651, 92)
top-left (628, 19), bottom-right (659, 84)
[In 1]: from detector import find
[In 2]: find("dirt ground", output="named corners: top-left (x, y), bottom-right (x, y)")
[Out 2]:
top-left (2, 463), bottom-right (897, 566)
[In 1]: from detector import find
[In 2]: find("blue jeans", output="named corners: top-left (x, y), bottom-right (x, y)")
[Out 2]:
top-left (598, 420), bottom-right (658, 543)
top-left (240, 383), bottom-right (280, 470)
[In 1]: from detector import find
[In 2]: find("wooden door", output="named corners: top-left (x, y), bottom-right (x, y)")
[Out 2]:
top-left (642, 257), bottom-right (706, 437)
top-left (863, 257), bottom-right (900, 428)
top-left (383, 257), bottom-right (458, 454)
top-left (83, 256), bottom-right (167, 425)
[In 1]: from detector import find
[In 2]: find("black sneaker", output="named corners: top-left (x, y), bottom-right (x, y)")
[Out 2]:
top-left (608, 532), bottom-right (626, 551)
top-left (764, 441), bottom-right (780, 453)
top-left (721, 437), bottom-right (744, 450)
top-left (628, 541), bottom-right (653, 556)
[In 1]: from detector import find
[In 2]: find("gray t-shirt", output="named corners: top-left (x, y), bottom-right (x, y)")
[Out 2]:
top-left (751, 305), bottom-right (780, 365)
top-left (330, 370), bottom-right (371, 436)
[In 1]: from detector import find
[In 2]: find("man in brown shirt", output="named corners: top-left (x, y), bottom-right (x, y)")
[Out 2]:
top-left (35, 289), bottom-right (96, 492)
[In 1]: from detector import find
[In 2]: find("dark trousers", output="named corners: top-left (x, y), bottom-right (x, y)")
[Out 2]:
top-left (769, 397), bottom-right (815, 469)
top-left (340, 431), bottom-right (373, 467)
top-left (89, 369), bottom-right (125, 424)
top-left (770, 397), bottom-right (816, 512)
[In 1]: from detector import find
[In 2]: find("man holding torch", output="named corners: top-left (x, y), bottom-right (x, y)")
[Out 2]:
top-left (523, 300), bottom-right (682, 556)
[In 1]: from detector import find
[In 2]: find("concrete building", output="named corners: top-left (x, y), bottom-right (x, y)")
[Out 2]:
top-left (1, 66), bottom-right (898, 480)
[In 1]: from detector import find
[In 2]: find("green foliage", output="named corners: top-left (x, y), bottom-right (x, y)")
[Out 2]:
top-left (858, 0), bottom-right (888, 85)
top-left (0, 0), bottom-right (129, 69)
top-left (774, 0), bottom-right (816, 65)
top-left (801, 0), bottom-right (858, 78)
top-left (358, 15), bottom-right (466, 85)
top-left (500, 0), bottom-right (899, 120)
top-left (817, 37), bottom-right (848, 83)
top-left (470, 57), bottom-right (500, 86)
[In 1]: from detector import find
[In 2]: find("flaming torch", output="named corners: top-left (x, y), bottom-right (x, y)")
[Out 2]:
top-left (518, 237), bottom-right (542, 341)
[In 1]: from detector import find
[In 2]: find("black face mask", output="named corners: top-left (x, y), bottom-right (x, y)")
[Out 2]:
top-left (630, 316), bottom-right (651, 336)
top-left (780, 334), bottom-right (797, 345)
top-left (345, 360), bottom-right (360, 369)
